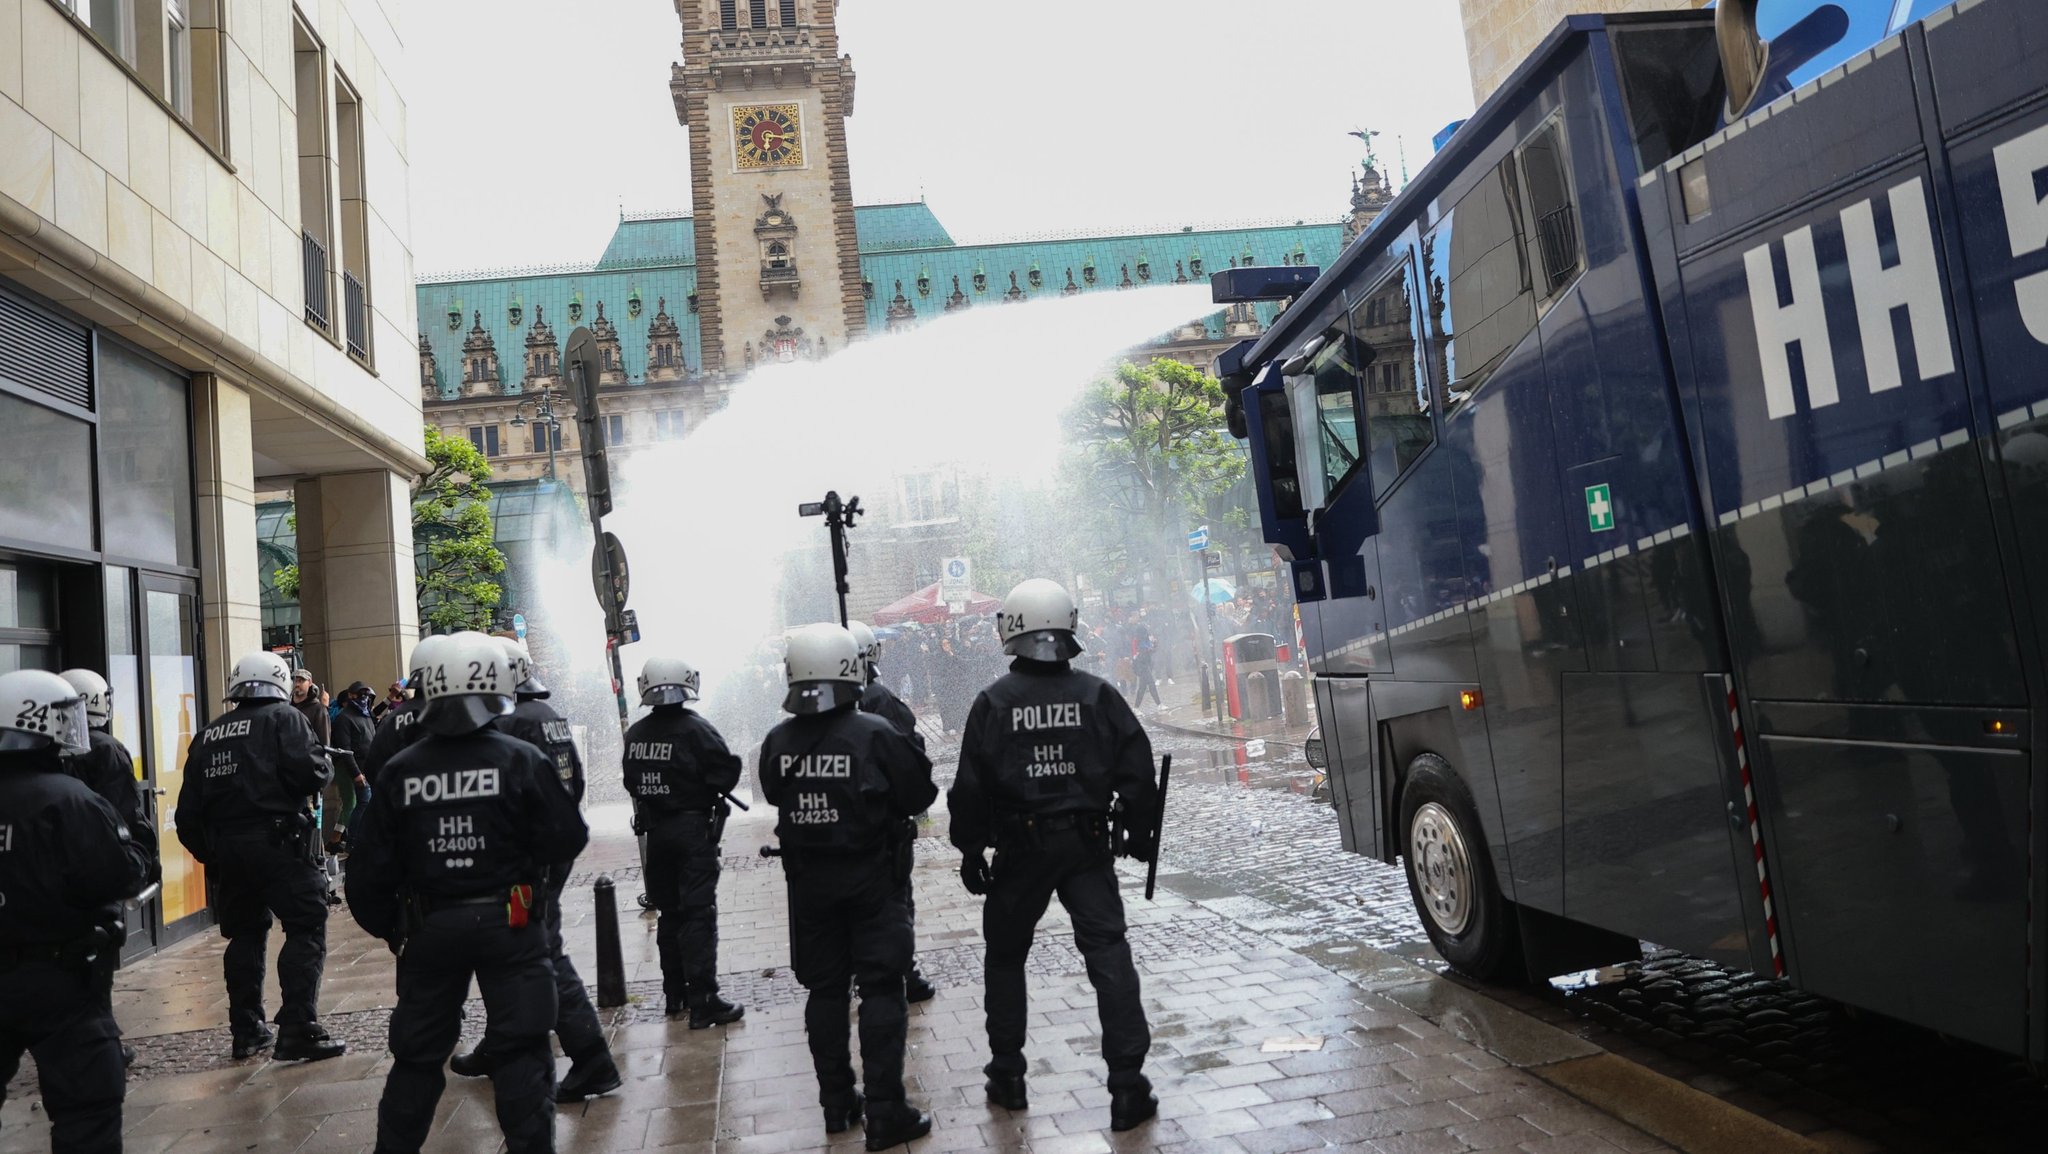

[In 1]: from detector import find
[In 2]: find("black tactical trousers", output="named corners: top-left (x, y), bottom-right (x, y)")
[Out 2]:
top-left (471, 875), bottom-right (607, 1066)
top-left (376, 906), bottom-right (557, 1154)
top-left (786, 852), bottom-right (912, 1108)
top-left (646, 813), bottom-right (721, 1007)
top-left (209, 829), bottom-right (329, 1038)
top-left (983, 828), bottom-right (1150, 1088)
top-left (0, 961), bottom-right (125, 1153)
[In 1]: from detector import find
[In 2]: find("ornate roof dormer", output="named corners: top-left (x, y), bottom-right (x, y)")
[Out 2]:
top-left (647, 296), bottom-right (686, 382)
top-left (590, 301), bottom-right (627, 386)
top-left (460, 311), bottom-right (501, 396)
top-left (418, 331), bottom-right (440, 401)
top-left (886, 280), bottom-right (916, 331)
top-left (524, 305), bottom-right (561, 388)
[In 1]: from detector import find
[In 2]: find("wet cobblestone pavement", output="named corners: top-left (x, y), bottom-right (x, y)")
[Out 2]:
top-left (8, 709), bottom-right (2045, 1151)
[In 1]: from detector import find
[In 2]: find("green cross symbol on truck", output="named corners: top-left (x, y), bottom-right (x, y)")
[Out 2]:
top-left (1586, 484), bottom-right (1615, 533)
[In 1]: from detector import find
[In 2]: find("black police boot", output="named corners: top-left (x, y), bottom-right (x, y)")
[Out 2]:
top-left (231, 1025), bottom-right (274, 1060)
top-left (822, 1092), bottom-right (865, 1134)
top-left (274, 1023), bottom-right (346, 1062)
top-left (448, 1048), bottom-right (497, 1078)
top-left (555, 1054), bottom-right (623, 1102)
top-left (904, 970), bottom-right (937, 1005)
top-left (689, 994), bottom-right (745, 1029)
top-left (862, 1100), bottom-right (931, 1151)
top-left (985, 1072), bottom-right (1028, 1111)
top-left (1109, 1081), bottom-right (1158, 1132)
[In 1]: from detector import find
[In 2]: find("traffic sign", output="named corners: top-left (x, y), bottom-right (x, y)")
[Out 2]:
top-left (1188, 525), bottom-right (1210, 551)
top-left (940, 556), bottom-right (972, 602)
top-left (1585, 484), bottom-right (1615, 533)
top-left (512, 612), bottom-right (527, 641)
top-left (592, 531), bottom-right (630, 614)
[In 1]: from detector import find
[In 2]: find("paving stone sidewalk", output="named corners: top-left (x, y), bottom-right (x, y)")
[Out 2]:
top-left (4, 790), bottom-right (1674, 1154)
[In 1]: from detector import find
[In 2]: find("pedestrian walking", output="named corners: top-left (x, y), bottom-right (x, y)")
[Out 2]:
top-left (949, 579), bottom-right (1161, 1131)
top-left (58, 667), bottom-right (161, 1068)
top-left (449, 638), bottom-right (623, 1101)
top-left (1131, 621), bottom-right (1163, 709)
top-left (290, 668), bottom-right (330, 748)
top-left (849, 621), bottom-right (936, 1004)
top-left (0, 670), bottom-right (154, 1152)
top-left (173, 652), bottom-right (346, 1062)
top-left (346, 631), bottom-right (589, 1154)
top-left (760, 624), bottom-right (936, 1150)
top-left (623, 653), bottom-right (747, 1028)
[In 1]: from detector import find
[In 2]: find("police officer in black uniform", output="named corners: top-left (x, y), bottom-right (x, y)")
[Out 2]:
top-left (848, 621), bottom-right (936, 1005)
top-left (175, 651), bottom-right (346, 1062)
top-left (0, 670), bottom-right (153, 1151)
top-left (61, 668), bottom-right (161, 1067)
top-left (347, 631), bottom-right (588, 1154)
top-left (624, 652), bottom-right (746, 1027)
top-left (948, 579), bottom-right (1160, 1132)
top-left (448, 638), bottom-right (621, 1102)
top-left (356, 634), bottom-right (451, 786)
top-left (761, 623), bottom-right (937, 1150)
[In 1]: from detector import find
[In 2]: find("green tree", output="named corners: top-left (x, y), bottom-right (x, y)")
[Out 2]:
top-left (414, 425), bottom-right (506, 632)
top-left (1060, 358), bottom-right (1247, 587)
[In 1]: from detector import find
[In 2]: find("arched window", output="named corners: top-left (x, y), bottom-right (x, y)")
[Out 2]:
top-left (767, 241), bottom-right (789, 269)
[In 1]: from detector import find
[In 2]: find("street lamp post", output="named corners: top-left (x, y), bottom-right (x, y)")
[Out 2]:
top-left (508, 388), bottom-right (564, 482)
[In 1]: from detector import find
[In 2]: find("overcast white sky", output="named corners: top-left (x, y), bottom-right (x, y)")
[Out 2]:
top-left (402, 1), bottom-right (1477, 275)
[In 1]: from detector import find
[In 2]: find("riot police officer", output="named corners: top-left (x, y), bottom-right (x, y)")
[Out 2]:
top-left (175, 651), bottom-right (346, 1062)
top-left (0, 670), bottom-right (152, 1151)
top-left (61, 667), bottom-right (161, 1067)
top-left (346, 631), bottom-right (589, 1154)
top-left (449, 638), bottom-right (621, 1102)
top-left (948, 579), bottom-right (1160, 1131)
top-left (624, 653), bottom-right (746, 1027)
top-left (760, 624), bottom-right (936, 1150)
top-left (848, 620), bottom-right (935, 1005)
top-left (357, 634), bottom-right (452, 785)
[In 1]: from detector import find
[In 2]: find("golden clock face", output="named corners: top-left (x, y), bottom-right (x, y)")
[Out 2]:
top-left (731, 104), bottom-right (805, 169)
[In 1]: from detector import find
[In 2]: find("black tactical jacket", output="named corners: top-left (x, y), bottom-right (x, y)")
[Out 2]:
top-left (499, 696), bottom-right (584, 802)
top-left (623, 705), bottom-right (742, 816)
top-left (759, 704), bottom-right (936, 856)
top-left (174, 699), bottom-right (331, 859)
top-left (947, 657), bottom-right (1157, 853)
top-left (1, 748), bottom-right (153, 946)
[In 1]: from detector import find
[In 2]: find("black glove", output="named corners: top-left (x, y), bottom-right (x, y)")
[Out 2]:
top-left (960, 850), bottom-right (992, 896)
top-left (630, 808), bottom-right (646, 836)
top-left (1125, 826), bottom-right (1158, 864)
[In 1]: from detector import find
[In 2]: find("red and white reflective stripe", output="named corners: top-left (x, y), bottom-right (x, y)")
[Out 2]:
top-left (1726, 682), bottom-right (1785, 977)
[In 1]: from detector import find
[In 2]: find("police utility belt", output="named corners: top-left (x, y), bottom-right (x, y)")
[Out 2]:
top-left (995, 811), bottom-right (1111, 849)
top-left (0, 928), bottom-right (117, 973)
top-left (408, 884), bottom-right (545, 929)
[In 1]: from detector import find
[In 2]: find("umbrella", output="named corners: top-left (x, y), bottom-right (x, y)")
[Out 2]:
top-left (1189, 577), bottom-right (1237, 606)
top-left (872, 582), bottom-right (1003, 625)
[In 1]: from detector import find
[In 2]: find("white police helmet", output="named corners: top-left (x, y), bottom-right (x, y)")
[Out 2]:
top-left (226, 652), bottom-right (293, 702)
top-left (59, 668), bottom-right (113, 731)
top-left (638, 654), bottom-right (702, 706)
top-left (406, 633), bottom-right (455, 692)
top-left (419, 631), bottom-right (515, 736)
top-left (997, 578), bottom-right (1084, 661)
top-left (782, 623), bottom-right (864, 715)
top-left (498, 636), bottom-right (548, 699)
top-left (847, 620), bottom-right (879, 677)
top-left (0, 669), bottom-right (91, 756)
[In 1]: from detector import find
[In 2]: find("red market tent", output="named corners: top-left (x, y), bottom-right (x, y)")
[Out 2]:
top-left (872, 582), bottom-right (1001, 625)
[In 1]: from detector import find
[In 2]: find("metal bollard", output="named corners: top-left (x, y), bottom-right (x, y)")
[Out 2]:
top-left (593, 875), bottom-right (627, 1008)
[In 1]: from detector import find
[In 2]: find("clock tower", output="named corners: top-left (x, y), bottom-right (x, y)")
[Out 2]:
top-left (672, 0), bottom-right (865, 375)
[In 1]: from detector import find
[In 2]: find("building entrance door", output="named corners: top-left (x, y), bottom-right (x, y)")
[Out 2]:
top-left (140, 576), bottom-right (206, 943)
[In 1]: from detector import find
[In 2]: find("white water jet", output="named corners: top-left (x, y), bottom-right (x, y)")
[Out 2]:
top-left (539, 284), bottom-right (1215, 750)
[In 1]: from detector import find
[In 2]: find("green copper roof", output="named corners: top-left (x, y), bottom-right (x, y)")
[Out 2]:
top-left (416, 202), bottom-right (1345, 392)
top-left (853, 202), bottom-right (955, 252)
top-left (856, 221), bottom-right (1343, 338)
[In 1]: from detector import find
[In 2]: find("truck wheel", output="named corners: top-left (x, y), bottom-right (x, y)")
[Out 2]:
top-left (1400, 753), bottom-right (1519, 981)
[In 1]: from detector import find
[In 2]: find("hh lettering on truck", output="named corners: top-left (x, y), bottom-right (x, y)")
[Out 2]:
top-left (1012, 703), bottom-right (1081, 731)
top-left (401, 767), bottom-right (502, 806)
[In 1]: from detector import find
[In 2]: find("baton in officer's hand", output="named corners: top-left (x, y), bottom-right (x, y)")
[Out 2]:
top-left (1145, 755), bottom-right (1171, 902)
top-left (719, 787), bottom-right (750, 813)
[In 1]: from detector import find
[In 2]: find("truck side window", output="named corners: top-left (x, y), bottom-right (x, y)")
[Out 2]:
top-left (1258, 390), bottom-right (1305, 522)
top-left (1349, 258), bottom-right (1431, 497)
top-left (1423, 154), bottom-right (1538, 410)
top-left (1285, 326), bottom-right (1366, 511)
top-left (1520, 119), bottom-right (1583, 296)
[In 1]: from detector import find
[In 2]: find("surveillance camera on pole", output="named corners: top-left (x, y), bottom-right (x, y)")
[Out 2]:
top-left (798, 491), bottom-right (862, 627)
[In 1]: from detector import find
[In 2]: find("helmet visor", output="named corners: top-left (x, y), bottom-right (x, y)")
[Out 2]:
top-left (228, 680), bottom-right (290, 702)
top-left (641, 684), bottom-right (697, 707)
top-left (782, 680), bottom-right (863, 715)
top-left (422, 693), bottom-right (515, 736)
top-left (1003, 629), bottom-right (1083, 662)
